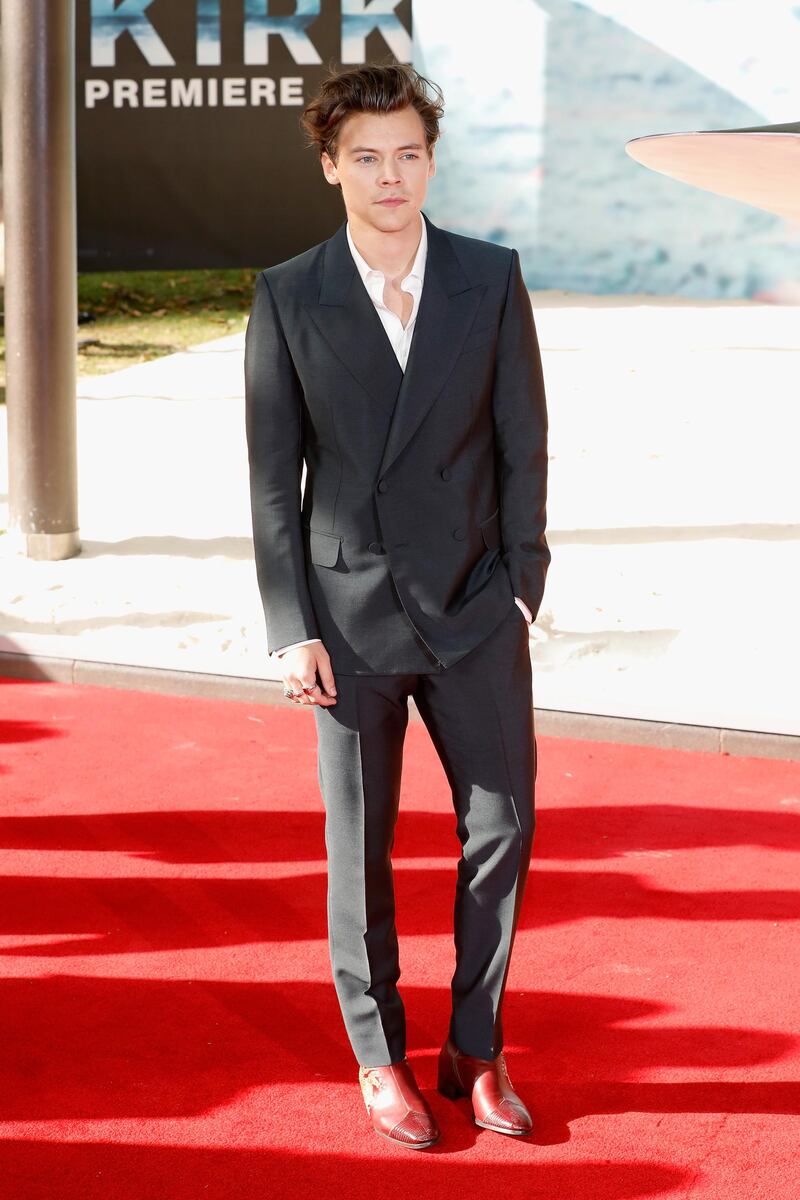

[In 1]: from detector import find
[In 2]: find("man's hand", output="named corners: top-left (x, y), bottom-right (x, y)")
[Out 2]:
top-left (280, 642), bottom-right (338, 706)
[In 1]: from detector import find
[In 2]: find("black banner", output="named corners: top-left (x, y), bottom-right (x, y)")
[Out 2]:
top-left (76, 0), bottom-right (413, 272)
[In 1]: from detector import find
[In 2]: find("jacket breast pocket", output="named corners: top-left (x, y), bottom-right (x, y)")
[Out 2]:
top-left (304, 526), bottom-right (342, 568)
top-left (479, 506), bottom-right (502, 550)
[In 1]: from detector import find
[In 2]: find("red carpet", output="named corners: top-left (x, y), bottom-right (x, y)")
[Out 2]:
top-left (0, 675), bottom-right (798, 1199)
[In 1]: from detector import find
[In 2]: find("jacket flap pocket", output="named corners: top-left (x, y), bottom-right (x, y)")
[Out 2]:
top-left (308, 527), bottom-right (342, 568)
top-left (479, 506), bottom-right (501, 550)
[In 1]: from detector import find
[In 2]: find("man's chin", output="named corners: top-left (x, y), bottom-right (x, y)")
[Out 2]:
top-left (366, 205), bottom-right (420, 230)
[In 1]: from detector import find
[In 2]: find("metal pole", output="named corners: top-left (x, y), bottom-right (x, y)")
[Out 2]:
top-left (2, 0), bottom-right (79, 559)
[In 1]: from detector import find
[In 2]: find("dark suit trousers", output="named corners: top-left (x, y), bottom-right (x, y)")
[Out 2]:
top-left (312, 600), bottom-right (537, 1067)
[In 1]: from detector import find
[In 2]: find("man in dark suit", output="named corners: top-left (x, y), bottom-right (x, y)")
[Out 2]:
top-left (244, 61), bottom-right (550, 1148)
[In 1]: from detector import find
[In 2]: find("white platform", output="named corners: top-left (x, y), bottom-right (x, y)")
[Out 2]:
top-left (1, 292), bottom-right (798, 736)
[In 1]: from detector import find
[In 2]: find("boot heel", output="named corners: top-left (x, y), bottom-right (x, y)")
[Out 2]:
top-left (437, 1074), bottom-right (466, 1100)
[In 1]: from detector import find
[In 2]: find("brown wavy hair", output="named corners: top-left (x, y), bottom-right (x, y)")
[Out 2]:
top-left (300, 60), bottom-right (445, 167)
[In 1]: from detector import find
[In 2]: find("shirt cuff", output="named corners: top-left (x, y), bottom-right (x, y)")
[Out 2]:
top-left (514, 596), bottom-right (533, 625)
top-left (272, 637), bottom-right (323, 659)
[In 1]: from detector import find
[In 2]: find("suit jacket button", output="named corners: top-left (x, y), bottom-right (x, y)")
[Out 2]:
top-left (368, 540), bottom-right (385, 554)
top-left (440, 467), bottom-right (452, 481)
top-left (377, 479), bottom-right (388, 493)
top-left (452, 527), bottom-right (466, 540)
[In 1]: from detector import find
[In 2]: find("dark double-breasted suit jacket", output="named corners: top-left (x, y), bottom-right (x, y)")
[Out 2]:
top-left (244, 209), bottom-right (550, 675)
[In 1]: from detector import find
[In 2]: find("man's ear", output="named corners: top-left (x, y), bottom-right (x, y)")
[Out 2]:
top-left (428, 147), bottom-right (436, 179)
top-left (321, 151), bottom-right (339, 187)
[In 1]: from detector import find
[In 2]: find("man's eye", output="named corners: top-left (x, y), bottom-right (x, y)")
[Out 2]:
top-left (356, 154), bottom-right (418, 163)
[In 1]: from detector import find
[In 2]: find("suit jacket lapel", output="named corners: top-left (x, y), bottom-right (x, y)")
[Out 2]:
top-left (302, 217), bottom-right (404, 412)
top-left (303, 210), bottom-right (486, 478)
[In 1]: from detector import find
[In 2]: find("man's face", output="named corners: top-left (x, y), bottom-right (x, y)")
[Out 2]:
top-left (320, 105), bottom-right (435, 232)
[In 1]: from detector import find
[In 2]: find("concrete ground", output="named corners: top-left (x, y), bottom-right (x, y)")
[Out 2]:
top-left (1, 290), bottom-right (798, 748)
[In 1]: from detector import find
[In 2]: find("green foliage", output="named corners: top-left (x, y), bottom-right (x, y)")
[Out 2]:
top-left (0, 268), bottom-right (261, 399)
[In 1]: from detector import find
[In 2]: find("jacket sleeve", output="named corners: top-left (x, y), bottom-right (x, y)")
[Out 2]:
top-left (244, 270), bottom-right (321, 655)
top-left (491, 248), bottom-right (551, 625)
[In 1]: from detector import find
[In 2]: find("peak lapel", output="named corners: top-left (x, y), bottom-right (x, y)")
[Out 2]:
top-left (376, 213), bottom-right (486, 478)
top-left (302, 218), bottom-right (404, 411)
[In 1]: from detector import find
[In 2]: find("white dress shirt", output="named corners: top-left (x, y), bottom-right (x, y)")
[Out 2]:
top-left (271, 213), bottom-right (532, 660)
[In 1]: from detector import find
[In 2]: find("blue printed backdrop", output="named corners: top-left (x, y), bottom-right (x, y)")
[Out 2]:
top-left (414, 0), bottom-right (800, 299)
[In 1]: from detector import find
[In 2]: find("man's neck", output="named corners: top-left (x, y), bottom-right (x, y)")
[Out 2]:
top-left (347, 210), bottom-right (423, 281)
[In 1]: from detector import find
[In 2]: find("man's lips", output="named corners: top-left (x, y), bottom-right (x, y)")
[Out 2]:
top-left (376, 197), bottom-right (407, 205)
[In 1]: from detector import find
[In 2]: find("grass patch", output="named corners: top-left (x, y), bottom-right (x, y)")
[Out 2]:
top-left (0, 267), bottom-right (260, 402)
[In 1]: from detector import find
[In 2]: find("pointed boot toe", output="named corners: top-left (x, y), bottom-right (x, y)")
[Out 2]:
top-left (476, 1095), bottom-right (533, 1135)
